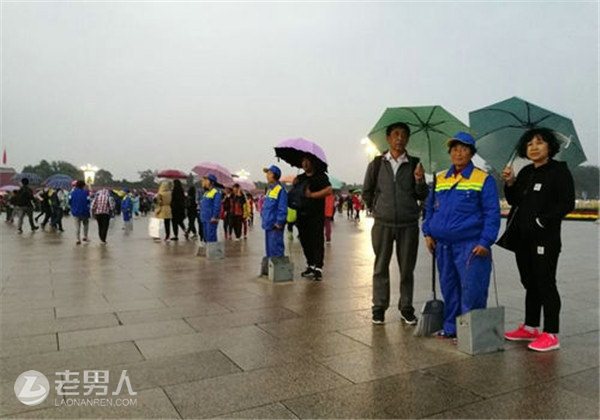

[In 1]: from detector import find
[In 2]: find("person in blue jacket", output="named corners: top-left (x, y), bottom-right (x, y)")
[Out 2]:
top-left (200, 174), bottom-right (222, 243)
top-left (422, 132), bottom-right (501, 339)
top-left (261, 165), bottom-right (288, 259)
top-left (69, 180), bottom-right (91, 245)
top-left (121, 189), bottom-right (133, 232)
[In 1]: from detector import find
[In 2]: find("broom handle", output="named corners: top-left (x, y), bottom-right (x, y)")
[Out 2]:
top-left (492, 258), bottom-right (499, 307)
top-left (432, 249), bottom-right (437, 300)
top-left (431, 171), bottom-right (437, 300)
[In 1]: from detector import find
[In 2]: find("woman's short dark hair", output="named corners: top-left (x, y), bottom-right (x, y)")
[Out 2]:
top-left (386, 122), bottom-right (411, 137)
top-left (76, 180), bottom-right (85, 188)
top-left (517, 128), bottom-right (561, 159)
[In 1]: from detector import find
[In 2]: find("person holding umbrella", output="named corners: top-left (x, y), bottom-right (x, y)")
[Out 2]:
top-left (363, 122), bottom-right (429, 325)
top-left (200, 174), bottom-right (222, 243)
top-left (422, 132), bottom-right (500, 339)
top-left (501, 128), bottom-right (575, 352)
top-left (294, 155), bottom-right (332, 281)
top-left (154, 181), bottom-right (173, 241)
top-left (275, 138), bottom-right (332, 281)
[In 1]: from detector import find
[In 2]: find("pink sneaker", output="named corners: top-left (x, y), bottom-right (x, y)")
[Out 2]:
top-left (504, 324), bottom-right (540, 341)
top-left (528, 332), bottom-right (560, 352)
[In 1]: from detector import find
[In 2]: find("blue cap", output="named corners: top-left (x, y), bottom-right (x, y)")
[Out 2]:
top-left (263, 165), bottom-right (282, 179)
top-left (448, 132), bottom-right (476, 148)
top-left (204, 174), bottom-right (218, 184)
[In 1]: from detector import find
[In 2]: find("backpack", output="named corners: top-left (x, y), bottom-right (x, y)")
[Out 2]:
top-left (287, 178), bottom-right (309, 210)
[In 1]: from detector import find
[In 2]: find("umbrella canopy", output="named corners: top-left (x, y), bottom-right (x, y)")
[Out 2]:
top-left (328, 175), bottom-right (344, 190)
top-left (44, 174), bottom-right (73, 190)
top-left (12, 172), bottom-right (42, 185)
top-left (45, 178), bottom-right (72, 190)
top-left (191, 162), bottom-right (234, 187)
top-left (0, 185), bottom-right (20, 192)
top-left (237, 179), bottom-right (256, 192)
top-left (157, 169), bottom-right (188, 180)
top-left (274, 138), bottom-right (328, 173)
top-left (469, 97), bottom-right (588, 171)
top-left (368, 106), bottom-right (469, 174)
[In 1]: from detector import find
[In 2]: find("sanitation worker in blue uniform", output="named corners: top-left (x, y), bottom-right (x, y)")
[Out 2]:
top-left (200, 174), bottom-right (222, 243)
top-left (422, 132), bottom-right (501, 338)
top-left (261, 165), bottom-right (288, 258)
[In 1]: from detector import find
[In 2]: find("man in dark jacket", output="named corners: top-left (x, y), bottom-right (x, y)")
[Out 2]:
top-left (15, 178), bottom-right (39, 234)
top-left (363, 122), bottom-right (429, 325)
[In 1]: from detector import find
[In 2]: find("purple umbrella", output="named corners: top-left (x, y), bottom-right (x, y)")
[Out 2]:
top-left (0, 185), bottom-right (19, 192)
top-left (191, 162), bottom-right (234, 187)
top-left (237, 179), bottom-right (256, 192)
top-left (274, 138), bottom-right (328, 172)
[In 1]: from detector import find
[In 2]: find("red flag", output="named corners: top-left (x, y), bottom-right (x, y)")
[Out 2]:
top-left (2, 148), bottom-right (5, 165)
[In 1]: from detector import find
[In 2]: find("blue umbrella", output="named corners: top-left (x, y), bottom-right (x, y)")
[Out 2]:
top-left (12, 172), bottom-right (42, 185)
top-left (44, 174), bottom-right (73, 190)
top-left (45, 178), bottom-right (73, 190)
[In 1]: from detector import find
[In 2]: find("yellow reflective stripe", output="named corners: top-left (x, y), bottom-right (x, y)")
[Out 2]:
top-left (204, 188), bottom-right (217, 199)
top-left (435, 167), bottom-right (488, 192)
top-left (268, 184), bottom-right (282, 199)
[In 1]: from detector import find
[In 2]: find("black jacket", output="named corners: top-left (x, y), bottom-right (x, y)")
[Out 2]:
top-left (502, 160), bottom-right (575, 253)
top-left (15, 186), bottom-right (35, 208)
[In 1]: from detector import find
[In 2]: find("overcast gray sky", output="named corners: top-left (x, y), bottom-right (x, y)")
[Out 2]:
top-left (2, 1), bottom-right (598, 183)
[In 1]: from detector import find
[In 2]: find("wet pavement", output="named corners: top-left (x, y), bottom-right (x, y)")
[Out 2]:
top-left (1, 214), bottom-right (598, 419)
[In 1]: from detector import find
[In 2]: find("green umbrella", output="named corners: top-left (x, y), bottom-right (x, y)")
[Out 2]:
top-left (368, 106), bottom-right (470, 174)
top-left (469, 97), bottom-right (587, 171)
top-left (328, 175), bottom-right (344, 190)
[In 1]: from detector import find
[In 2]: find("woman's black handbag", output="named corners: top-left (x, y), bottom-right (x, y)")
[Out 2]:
top-left (496, 207), bottom-right (519, 252)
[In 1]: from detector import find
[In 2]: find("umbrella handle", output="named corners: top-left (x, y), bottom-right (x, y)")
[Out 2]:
top-left (506, 148), bottom-right (518, 168)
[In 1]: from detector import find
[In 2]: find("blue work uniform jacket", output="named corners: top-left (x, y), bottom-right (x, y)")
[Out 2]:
top-left (261, 182), bottom-right (288, 230)
top-left (200, 187), bottom-right (222, 223)
top-left (422, 162), bottom-right (500, 249)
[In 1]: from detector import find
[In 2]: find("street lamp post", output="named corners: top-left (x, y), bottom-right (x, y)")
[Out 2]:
top-left (80, 164), bottom-right (99, 187)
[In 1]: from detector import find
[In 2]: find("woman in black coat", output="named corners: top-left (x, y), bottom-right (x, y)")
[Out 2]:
top-left (170, 179), bottom-right (187, 241)
top-left (501, 128), bottom-right (575, 352)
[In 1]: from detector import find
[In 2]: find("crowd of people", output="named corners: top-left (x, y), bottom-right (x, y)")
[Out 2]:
top-left (5, 125), bottom-right (575, 352)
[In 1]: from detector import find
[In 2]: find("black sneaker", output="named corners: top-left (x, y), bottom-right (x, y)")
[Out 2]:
top-left (301, 267), bottom-right (315, 278)
top-left (400, 312), bottom-right (418, 325)
top-left (372, 311), bottom-right (385, 325)
top-left (313, 268), bottom-right (323, 281)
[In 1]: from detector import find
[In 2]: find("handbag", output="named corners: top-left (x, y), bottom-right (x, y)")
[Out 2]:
top-left (148, 217), bottom-right (162, 238)
top-left (496, 206), bottom-right (519, 252)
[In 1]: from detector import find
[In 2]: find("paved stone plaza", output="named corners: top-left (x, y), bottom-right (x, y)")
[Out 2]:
top-left (1, 215), bottom-right (598, 419)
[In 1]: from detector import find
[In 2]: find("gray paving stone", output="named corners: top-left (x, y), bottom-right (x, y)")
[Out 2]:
top-left (58, 319), bottom-right (194, 349)
top-left (218, 402), bottom-right (299, 419)
top-left (0, 313), bottom-right (120, 339)
top-left (135, 325), bottom-right (275, 359)
top-left (0, 341), bottom-right (144, 380)
top-left (117, 301), bottom-right (231, 325)
top-left (164, 360), bottom-right (351, 418)
top-left (0, 333), bottom-right (57, 358)
top-left (185, 307), bottom-right (300, 332)
top-left (282, 370), bottom-right (482, 419)
top-left (429, 381), bottom-right (599, 419)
